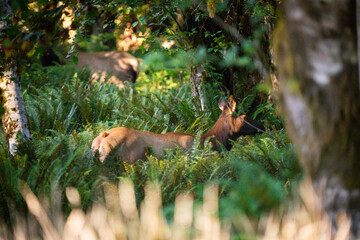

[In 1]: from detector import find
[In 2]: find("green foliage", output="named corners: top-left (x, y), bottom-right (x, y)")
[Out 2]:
top-left (0, 0), bottom-right (294, 234)
top-left (0, 64), bottom-right (300, 228)
top-left (0, 88), bottom-right (5, 117)
top-left (0, 136), bottom-right (26, 224)
top-left (220, 162), bottom-right (285, 218)
top-left (78, 33), bottom-right (117, 52)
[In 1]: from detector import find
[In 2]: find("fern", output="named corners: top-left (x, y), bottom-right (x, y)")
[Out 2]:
top-left (0, 65), bottom-right (301, 231)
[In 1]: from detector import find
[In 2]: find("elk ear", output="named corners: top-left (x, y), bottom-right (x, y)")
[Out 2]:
top-left (228, 95), bottom-right (237, 113)
top-left (218, 98), bottom-right (227, 111)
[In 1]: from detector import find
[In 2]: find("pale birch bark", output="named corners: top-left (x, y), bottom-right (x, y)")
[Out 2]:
top-left (274, 0), bottom-right (360, 234)
top-left (0, 68), bottom-right (31, 155)
top-left (0, 0), bottom-right (32, 155)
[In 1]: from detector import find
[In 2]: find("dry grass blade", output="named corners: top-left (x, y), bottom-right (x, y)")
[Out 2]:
top-left (118, 179), bottom-right (140, 240)
top-left (262, 178), bottom-right (351, 240)
top-left (13, 179), bottom-right (353, 240)
top-left (19, 184), bottom-right (61, 240)
top-left (172, 193), bottom-right (193, 240)
top-left (194, 184), bottom-right (230, 240)
top-left (140, 183), bottom-right (170, 240)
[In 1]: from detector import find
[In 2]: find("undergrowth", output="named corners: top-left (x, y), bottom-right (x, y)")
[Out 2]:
top-left (0, 64), bottom-right (301, 233)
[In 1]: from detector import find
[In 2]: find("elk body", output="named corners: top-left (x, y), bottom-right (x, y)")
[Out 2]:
top-left (42, 50), bottom-right (142, 88)
top-left (74, 51), bottom-right (142, 88)
top-left (91, 96), bottom-right (265, 164)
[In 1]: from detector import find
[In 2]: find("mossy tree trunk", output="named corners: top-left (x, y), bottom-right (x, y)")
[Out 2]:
top-left (0, 69), bottom-right (31, 155)
top-left (190, 65), bottom-right (205, 111)
top-left (274, 0), bottom-right (360, 232)
top-left (0, 0), bottom-right (31, 155)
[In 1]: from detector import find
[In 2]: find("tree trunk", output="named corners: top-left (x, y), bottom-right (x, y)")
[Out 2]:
top-left (0, 1), bottom-right (31, 156)
top-left (190, 65), bottom-right (205, 111)
top-left (0, 68), bottom-right (32, 155)
top-left (274, 0), bottom-right (360, 234)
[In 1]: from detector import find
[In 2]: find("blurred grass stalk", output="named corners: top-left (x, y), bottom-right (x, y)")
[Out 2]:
top-left (10, 179), bottom-right (351, 240)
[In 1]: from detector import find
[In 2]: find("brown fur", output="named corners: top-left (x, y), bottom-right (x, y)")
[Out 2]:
top-left (74, 51), bottom-right (142, 88)
top-left (91, 96), bottom-right (265, 164)
top-left (91, 128), bottom-right (194, 164)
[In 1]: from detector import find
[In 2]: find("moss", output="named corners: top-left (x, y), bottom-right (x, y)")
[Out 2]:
top-left (272, 20), bottom-right (301, 95)
top-left (0, 77), bottom-right (18, 141)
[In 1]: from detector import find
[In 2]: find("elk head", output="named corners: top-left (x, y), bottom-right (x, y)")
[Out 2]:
top-left (201, 95), bottom-right (265, 150)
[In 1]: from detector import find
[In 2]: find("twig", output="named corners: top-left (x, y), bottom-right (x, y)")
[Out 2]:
top-left (161, 3), bottom-right (183, 32)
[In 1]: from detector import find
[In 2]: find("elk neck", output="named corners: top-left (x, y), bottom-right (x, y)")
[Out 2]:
top-left (200, 111), bottom-right (242, 151)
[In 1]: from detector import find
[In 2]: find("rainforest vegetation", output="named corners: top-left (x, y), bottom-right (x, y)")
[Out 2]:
top-left (0, 0), bottom-right (359, 239)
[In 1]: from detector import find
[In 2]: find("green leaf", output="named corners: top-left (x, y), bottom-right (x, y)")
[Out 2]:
top-left (72, 56), bottom-right (78, 65)
top-left (4, 39), bottom-right (12, 47)
top-left (132, 21), bottom-right (139, 27)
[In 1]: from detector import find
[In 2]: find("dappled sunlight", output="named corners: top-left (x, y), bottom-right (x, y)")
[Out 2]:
top-left (135, 70), bottom-right (185, 92)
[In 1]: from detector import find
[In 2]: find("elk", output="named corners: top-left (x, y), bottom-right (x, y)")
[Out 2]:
top-left (91, 96), bottom-right (265, 164)
top-left (74, 51), bottom-right (142, 88)
top-left (42, 49), bottom-right (142, 88)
